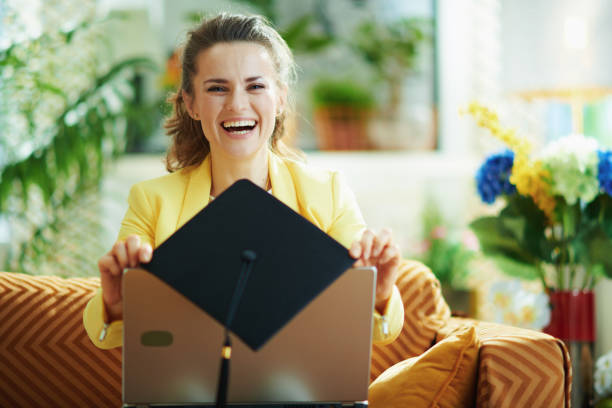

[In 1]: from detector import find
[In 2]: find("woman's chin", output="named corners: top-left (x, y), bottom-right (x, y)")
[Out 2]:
top-left (219, 141), bottom-right (266, 160)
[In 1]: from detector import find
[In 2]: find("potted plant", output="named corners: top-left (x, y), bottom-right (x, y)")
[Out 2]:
top-left (351, 17), bottom-right (433, 150)
top-left (311, 78), bottom-right (375, 150)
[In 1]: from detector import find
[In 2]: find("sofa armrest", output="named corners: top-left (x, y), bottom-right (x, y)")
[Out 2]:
top-left (438, 317), bottom-right (571, 408)
top-left (370, 260), bottom-right (451, 382)
top-left (0, 272), bottom-right (122, 407)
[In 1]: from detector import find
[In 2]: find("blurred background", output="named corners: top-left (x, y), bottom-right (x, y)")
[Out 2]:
top-left (1, 0), bottom-right (612, 359)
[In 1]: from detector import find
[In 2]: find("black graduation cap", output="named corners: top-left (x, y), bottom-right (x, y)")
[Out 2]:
top-left (141, 179), bottom-right (355, 351)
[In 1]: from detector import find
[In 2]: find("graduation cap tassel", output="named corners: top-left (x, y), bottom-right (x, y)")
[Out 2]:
top-left (215, 250), bottom-right (257, 408)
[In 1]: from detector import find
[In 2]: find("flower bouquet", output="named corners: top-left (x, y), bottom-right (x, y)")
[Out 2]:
top-left (466, 102), bottom-right (612, 292)
top-left (466, 102), bottom-right (612, 406)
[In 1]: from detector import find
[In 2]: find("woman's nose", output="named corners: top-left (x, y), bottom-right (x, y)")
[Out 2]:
top-left (225, 89), bottom-right (248, 111)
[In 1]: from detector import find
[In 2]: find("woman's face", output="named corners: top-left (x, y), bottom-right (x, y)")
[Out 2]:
top-left (184, 41), bottom-right (286, 160)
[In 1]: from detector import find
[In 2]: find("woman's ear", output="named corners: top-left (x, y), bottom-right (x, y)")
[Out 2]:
top-left (276, 83), bottom-right (288, 116)
top-left (182, 90), bottom-right (198, 120)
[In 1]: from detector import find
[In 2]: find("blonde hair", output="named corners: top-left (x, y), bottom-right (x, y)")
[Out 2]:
top-left (164, 13), bottom-right (299, 172)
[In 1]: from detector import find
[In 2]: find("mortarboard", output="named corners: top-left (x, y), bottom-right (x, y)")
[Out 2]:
top-left (141, 178), bottom-right (356, 351)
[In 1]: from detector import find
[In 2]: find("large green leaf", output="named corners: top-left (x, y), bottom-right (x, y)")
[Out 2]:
top-left (489, 255), bottom-right (541, 281)
top-left (574, 225), bottom-right (612, 278)
top-left (281, 15), bottom-right (334, 53)
top-left (584, 194), bottom-right (612, 239)
top-left (470, 216), bottom-right (538, 264)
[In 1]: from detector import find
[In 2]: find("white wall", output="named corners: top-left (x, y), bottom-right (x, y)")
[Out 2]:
top-left (500, 0), bottom-right (612, 91)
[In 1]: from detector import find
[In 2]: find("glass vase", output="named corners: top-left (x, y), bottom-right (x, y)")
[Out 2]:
top-left (544, 290), bottom-right (596, 408)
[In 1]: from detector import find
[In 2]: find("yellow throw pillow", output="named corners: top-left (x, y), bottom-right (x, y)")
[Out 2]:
top-left (368, 325), bottom-right (479, 408)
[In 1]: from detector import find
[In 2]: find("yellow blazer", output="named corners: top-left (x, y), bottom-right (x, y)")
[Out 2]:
top-left (83, 152), bottom-right (404, 349)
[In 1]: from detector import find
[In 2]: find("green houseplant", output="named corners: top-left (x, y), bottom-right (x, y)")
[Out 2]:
top-left (351, 17), bottom-right (431, 118)
top-left (351, 17), bottom-right (433, 150)
top-left (0, 8), bottom-right (156, 275)
top-left (310, 78), bottom-right (375, 150)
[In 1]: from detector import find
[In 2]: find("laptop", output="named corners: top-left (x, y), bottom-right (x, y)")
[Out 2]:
top-left (122, 267), bottom-right (376, 407)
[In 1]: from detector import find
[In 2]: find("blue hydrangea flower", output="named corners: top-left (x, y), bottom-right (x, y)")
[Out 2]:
top-left (598, 150), bottom-right (612, 196)
top-left (476, 150), bottom-right (516, 204)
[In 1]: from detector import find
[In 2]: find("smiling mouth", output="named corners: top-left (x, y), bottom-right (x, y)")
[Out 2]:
top-left (221, 120), bottom-right (257, 135)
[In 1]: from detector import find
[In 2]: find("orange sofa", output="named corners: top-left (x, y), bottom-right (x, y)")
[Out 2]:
top-left (0, 261), bottom-right (571, 407)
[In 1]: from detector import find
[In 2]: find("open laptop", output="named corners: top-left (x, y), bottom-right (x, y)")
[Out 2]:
top-left (122, 267), bottom-right (376, 407)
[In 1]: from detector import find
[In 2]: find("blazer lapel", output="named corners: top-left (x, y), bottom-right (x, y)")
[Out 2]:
top-left (174, 152), bottom-right (299, 234)
top-left (176, 155), bottom-right (212, 231)
top-left (269, 152), bottom-right (299, 213)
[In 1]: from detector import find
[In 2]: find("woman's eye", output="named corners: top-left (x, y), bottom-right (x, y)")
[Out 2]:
top-left (249, 84), bottom-right (265, 90)
top-left (207, 86), bottom-right (226, 92)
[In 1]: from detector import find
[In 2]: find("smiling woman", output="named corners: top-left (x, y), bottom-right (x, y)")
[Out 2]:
top-left (83, 16), bottom-right (406, 381)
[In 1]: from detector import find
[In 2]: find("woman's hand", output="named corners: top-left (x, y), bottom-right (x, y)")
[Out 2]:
top-left (350, 228), bottom-right (401, 313)
top-left (97, 234), bottom-right (152, 322)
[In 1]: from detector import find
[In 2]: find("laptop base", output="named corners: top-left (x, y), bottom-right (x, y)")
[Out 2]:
top-left (124, 403), bottom-right (368, 408)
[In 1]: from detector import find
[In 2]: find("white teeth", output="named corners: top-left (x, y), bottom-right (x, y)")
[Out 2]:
top-left (222, 120), bottom-right (256, 129)
top-left (232, 130), bottom-right (249, 135)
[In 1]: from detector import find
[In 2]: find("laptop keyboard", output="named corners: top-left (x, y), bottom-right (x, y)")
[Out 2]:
top-left (128, 404), bottom-right (368, 407)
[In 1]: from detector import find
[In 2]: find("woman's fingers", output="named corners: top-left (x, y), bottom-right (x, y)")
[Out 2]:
top-left (125, 235), bottom-right (141, 268)
top-left (112, 241), bottom-right (129, 270)
top-left (139, 243), bottom-right (153, 263)
top-left (349, 241), bottom-right (362, 259)
top-left (360, 230), bottom-right (375, 260)
top-left (372, 228), bottom-right (392, 258)
top-left (98, 253), bottom-right (122, 277)
top-left (380, 243), bottom-right (400, 265)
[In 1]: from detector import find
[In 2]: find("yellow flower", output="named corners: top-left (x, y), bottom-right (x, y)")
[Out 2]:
top-left (464, 102), bottom-right (556, 220)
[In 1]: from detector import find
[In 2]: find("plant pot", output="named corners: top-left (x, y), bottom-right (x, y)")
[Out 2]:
top-left (368, 108), bottom-right (436, 150)
top-left (543, 290), bottom-right (596, 408)
top-left (313, 106), bottom-right (371, 150)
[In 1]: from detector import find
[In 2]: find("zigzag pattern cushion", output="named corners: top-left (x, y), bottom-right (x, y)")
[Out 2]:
top-left (0, 273), bottom-right (122, 408)
top-left (439, 317), bottom-right (571, 408)
top-left (370, 260), bottom-right (451, 382)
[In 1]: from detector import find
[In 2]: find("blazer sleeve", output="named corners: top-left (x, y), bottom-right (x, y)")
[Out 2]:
top-left (326, 172), bottom-right (404, 345)
top-left (83, 183), bottom-right (155, 349)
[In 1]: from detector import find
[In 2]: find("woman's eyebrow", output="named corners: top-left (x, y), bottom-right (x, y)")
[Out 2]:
top-left (203, 77), bottom-right (265, 85)
top-left (204, 78), bottom-right (228, 84)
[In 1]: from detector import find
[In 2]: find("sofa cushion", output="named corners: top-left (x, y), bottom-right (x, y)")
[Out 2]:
top-left (368, 324), bottom-right (479, 408)
top-left (0, 272), bottom-right (121, 407)
top-left (439, 317), bottom-right (571, 408)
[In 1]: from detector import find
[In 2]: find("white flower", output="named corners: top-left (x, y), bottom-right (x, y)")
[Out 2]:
top-left (539, 134), bottom-right (600, 205)
top-left (595, 367), bottom-right (612, 397)
top-left (597, 352), bottom-right (612, 371)
top-left (489, 280), bottom-right (522, 310)
top-left (512, 290), bottom-right (551, 330)
top-left (488, 279), bottom-right (550, 330)
top-left (595, 351), bottom-right (612, 397)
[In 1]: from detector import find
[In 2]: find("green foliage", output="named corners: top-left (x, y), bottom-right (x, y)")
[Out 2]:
top-left (0, 56), bottom-right (155, 273)
top-left (311, 78), bottom-right (375, 109)
top-left (280, 14), bottom-right (334, 54)
top-left (351, 17), bottom-right (431, 82)
top-left (188, 1), bottom-right (335, 54)
top-left (0, 57), bottom-right (155, 212)
top-left (0, 7), bottom-right (157, 273)
top-left (470, 192), bottom-right (612, 290)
